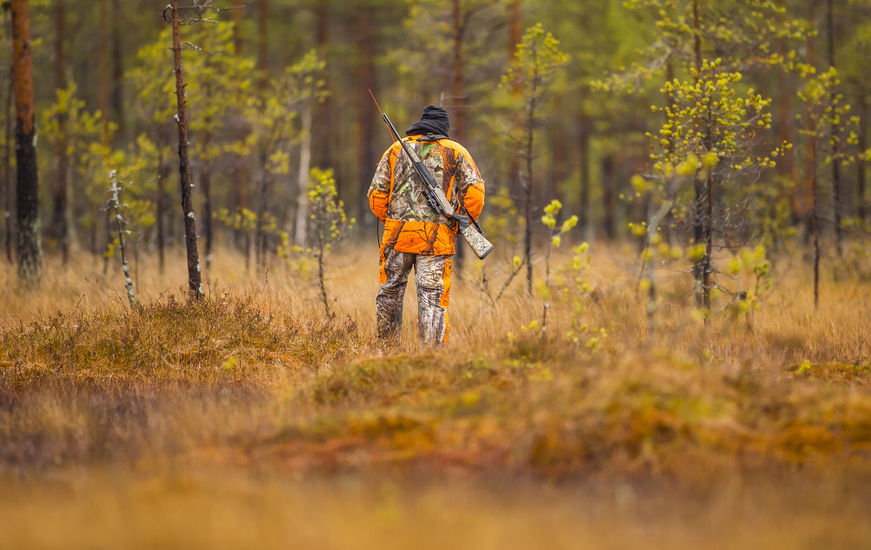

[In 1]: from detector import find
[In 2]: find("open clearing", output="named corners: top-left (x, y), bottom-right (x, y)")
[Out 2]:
top-left (1, 245), bottom-right (870, 548)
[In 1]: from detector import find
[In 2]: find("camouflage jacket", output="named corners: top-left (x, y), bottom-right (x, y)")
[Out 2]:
top-left (367, 135), bottom-right (485, 256)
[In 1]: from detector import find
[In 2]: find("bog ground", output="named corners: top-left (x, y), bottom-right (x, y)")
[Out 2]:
top-left (1, 243), bottom-right (870, 549)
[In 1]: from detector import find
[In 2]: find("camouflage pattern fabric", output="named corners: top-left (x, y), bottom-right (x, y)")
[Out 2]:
top-left (370, 137), bottom-right (483, 223)
top-left (369, 134), bottom-right (481, 344)
top-left (367, 136), bottom-right (485, 257)
top-left (376, 246), bottom-right (451, 345)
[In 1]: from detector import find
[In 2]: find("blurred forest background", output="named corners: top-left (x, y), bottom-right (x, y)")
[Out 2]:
top-left (1, 0), bottom-right (871, 298)
top-left (5, 5), bottom-right (871, 547)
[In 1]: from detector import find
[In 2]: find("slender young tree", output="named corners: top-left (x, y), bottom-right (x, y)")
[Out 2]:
top-left (167, 0), bottom-right (202, 299)
top-left (10, 0), bottom-right (41, 284)
top-left (502, 23), bottom-right (569, 294)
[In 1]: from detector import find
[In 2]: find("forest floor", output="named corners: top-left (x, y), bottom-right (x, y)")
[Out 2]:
top-left (1, 241), bottom-right (870, 549)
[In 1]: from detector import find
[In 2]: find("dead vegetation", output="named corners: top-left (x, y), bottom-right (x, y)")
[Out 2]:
top-left (1, 244), bottom-right (870, 482)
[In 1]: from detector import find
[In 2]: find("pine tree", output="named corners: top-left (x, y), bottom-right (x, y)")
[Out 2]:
top-left (10, 0), bottom-right (41, 284)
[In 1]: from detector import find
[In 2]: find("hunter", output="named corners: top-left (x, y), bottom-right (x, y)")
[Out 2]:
top-left (367, 105), bottom-right (486, 345)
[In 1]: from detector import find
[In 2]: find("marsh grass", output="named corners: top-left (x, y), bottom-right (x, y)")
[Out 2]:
top-left (2, 241), bottom-right (871, 547)
top-left (1, 241), bottom-right (869, 480)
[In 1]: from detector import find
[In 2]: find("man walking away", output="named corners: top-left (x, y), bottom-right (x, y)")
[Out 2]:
top-left (367, 105), bottom-right (485, 345)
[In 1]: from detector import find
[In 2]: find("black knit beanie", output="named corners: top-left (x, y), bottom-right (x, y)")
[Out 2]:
top-left (405, 105), bottom-right (450, 137)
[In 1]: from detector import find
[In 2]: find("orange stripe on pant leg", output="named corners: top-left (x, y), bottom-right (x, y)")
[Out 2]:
top-left (379, 243), bottom-right (388, 285)
top-left (441, 257), bottom-right (452, 343)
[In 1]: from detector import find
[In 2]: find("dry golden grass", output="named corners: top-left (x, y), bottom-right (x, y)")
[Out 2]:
top-left (1, 240), bottom-right (870, 548)
top-left (2, 468), bottom-right (870, 550)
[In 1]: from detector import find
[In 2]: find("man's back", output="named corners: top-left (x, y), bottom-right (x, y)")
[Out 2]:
top-left (368, 135), bottom-right (484, 256)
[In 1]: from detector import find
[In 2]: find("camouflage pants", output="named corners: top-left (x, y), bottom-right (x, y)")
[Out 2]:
top-left (376, 248), bottom-right (452, 345)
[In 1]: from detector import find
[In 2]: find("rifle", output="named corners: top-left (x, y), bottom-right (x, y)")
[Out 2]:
top-left (369, 90), bottom-right (494, 260)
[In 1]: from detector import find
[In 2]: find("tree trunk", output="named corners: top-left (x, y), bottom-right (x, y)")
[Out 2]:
top-left (507, 0), bottom-right (522, 200)
top-left (810, 136), bottom-right (820, 308)
top-left (702, 173), bottom-right (714, 313)
top-left (232, 0), bottom-right (244, 56)
top-left (549, 97), bottom-right (567, 210)
top-left (449, 0), bottom-right (469, 274)
top-left (356, 6), bottom-right (377, 230)
top-left (257, 0), bottom-right (268, 78)
top-left (52, 0), bottom-right (70, 265)
top-left (858, 95), bottom-right (867, 223)
top-left (98, 0), bottom-right (110, 143)
top-left (295, 103), bottom-right (312, 247)
top-left (232, 0), bottom-right (249, 260)
top-left (201, 132), bottom-right (213, 271)
top-left (691, 0), bottom-right (704, 305)
top-left (110, 0), bottom-right (124, 138)
top-left (777, 39), bottom-right (799, 225)
top-left (10, 0), bottom-right (42, 284)
top-left (827, 0), bottom-right (843, 256)
top-left (312, 2), bottom-right (333, 171)
top-left (803, 12), bottom-right (816, 244)
top-left (170, 0), bottom-right (202, 299)
top-left (602, 154), bottom-right (616, 240)
top-left (523, 73), bottom-right (537, 295)
top-left (157, 148), bottom-right (167, 275)
top-left (5, 48), bottom-right (15, 263)
top-left (451, 0), bottom-right (465, 142)
top-left (577, 89), bottom-right (590, 238)
top-left (254, 161), bottom-right (269, 272)
top-left (99, 0), bottom-right (113, 269)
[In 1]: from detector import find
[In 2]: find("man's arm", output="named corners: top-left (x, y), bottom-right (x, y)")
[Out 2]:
top-left (367, 145), bottom-right (398, 221)
top-left (455, 153), bottom-right (485, 221)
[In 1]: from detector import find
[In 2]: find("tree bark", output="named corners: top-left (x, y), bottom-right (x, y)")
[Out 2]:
top-left (691, 0), bottom-right (704, 306)
top-left (602, 154), bottom-right (616, 240)
top-left (507, 0), bottom-right (522, 199)
top-left (804, 9), bottom-right (816, 243)
top-left (356, 5), bottom-right (377, 230)
top-left (110, 0), bottom-right (124, 138)
top-left (858, 95), bottom-right (867, 223)
top-left (201, 132), bottom-right (213, 271)
top-left (523, 62), bottom-right (538, 295)
top-left (170, 0), bottom-right (202, 299)
top-left (4, 49), bottom-right (14, 263)
top-left (777, 39), bottom-right (799, 225)
top-left (826, 0), bottom-right (843, 256)
top-left (810, 133), bottom-right (820, 308)
top-left (295, 103), bottom-right (312, 247)
top-left (232, 0), bottom-right (249, 261)
top-left (232, 0), bottom-right (244, 56)
top-left (254, 158), bottom-right (270, 272)
top-left (312, 2), bottom-right (333, 171)
top-left (10, 0), bottom-right (41, 284)
top-left (257, 0), bottom-right (268, 78)
top-left (157, 148), bottom-right (167, 274)
top-left (451, 0), bottom-right (466, 142)
top-left (702, 173), bottom-right (714, 312)
top-left (577, 87), bottom-right (590, 237)
top-left (52, 0), bottom-right (70, 265)
top-left (98, 0), bottom-right (110, 143)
